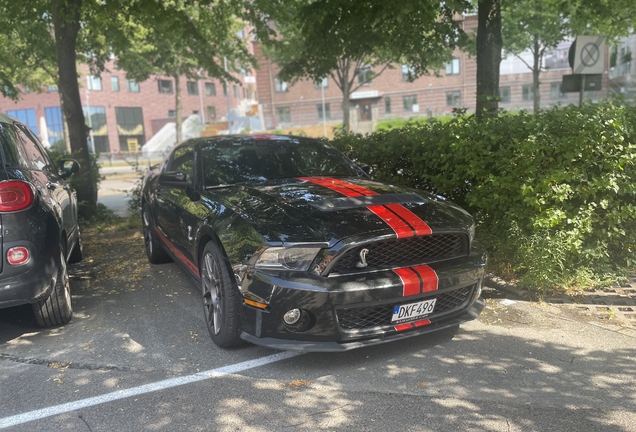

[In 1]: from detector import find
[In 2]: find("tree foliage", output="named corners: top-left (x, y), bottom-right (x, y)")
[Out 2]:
top-left (501, 0), bottom-right (636, 114)
top-left (256, 0), bottom-right (470, 132)
top-left (116, 1), bottom-right (251, 142)
top-left (331, 102), bottom-right (636, 291)
top-left (0, 0), bottom-right (253, 218)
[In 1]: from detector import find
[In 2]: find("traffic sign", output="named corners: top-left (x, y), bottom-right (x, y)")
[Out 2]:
top-left (569, 36), bottom-right (605, 74)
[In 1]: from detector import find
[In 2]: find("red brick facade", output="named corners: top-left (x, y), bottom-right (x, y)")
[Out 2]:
top-left (0, 61), bottom-right (244, 153)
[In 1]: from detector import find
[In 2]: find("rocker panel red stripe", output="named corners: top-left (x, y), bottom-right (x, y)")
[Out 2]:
top-left (153, 227), bottom-right (200, 277)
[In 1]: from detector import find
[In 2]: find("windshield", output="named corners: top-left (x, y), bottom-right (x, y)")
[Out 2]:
top-left (201, 137), bottom-right (365, 187)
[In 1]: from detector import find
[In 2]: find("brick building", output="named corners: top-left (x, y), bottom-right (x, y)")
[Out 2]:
top-left (254, 14), bottom-right (611, 133)
top-left (0, 60), bottom-right (253, 154)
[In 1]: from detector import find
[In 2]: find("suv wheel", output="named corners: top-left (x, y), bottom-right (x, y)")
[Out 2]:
top-left (33, 249), bottom-right (73, 327)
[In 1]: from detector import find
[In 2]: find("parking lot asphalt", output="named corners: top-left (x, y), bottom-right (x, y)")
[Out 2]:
top-left (1, 232), bottom-right (635, 431)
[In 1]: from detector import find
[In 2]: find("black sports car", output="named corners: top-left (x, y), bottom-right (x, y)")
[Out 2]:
top-left (141, 135), bottom-right (486, 351)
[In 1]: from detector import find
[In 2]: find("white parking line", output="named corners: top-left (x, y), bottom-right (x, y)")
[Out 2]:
top-left (0, 351), bottom-right (302, 429)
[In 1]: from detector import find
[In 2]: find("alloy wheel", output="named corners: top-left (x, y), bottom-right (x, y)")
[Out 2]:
top-left (202, 252), bottom-right (223, 335)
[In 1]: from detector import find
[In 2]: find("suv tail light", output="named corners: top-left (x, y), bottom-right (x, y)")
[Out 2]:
top-left (0, 180), bottom-right (35, 212)
top-left (7, 247), bottom-right (30, 265)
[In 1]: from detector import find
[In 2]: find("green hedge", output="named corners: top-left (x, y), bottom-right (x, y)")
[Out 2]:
top-left (332, 101), bottom-right (636, 291)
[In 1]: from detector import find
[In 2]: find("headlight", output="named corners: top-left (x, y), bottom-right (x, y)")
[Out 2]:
top-left (255, 247), bottom-right (322, 271)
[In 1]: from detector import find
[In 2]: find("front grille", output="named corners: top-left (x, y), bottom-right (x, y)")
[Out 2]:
top-left (329, 233), bottom-right (468, 275)
top-left (336, 285), bottom-right (474, 331)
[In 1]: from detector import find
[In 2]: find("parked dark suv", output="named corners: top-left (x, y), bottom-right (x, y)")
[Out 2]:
top-left (0, 112), bottom-right (82, 327)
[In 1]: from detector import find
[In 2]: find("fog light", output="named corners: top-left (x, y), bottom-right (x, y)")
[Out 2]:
top-left (283, 309), bottom-right (301, 325)
top-left (7, 247), bottom-right (29, 265)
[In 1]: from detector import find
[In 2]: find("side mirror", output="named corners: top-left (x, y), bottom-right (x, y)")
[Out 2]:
top-left (59, 159), bottom-right (80, 179)
top-left (358, 163), bottom-right (371, 175)
top-left (159, 171), bottom-right (192, 188)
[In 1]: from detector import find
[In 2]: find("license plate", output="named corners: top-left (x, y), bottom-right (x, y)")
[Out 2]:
top-left (391, 298), bottom-right (437, 324)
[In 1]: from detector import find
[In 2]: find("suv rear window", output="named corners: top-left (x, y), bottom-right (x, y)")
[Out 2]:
top-left (0, 122), bottom-right (28, 168)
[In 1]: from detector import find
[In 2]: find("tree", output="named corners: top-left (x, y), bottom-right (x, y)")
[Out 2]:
top-left (501, 0), bottom-right (636, 114)
top-left (476, 0), bottom-right (503, 120)
top-left (0, 0), bottom-right (252, 218)
top-left (501, 0), bottom-right (569, 114)
top-left (257, 0), bottom-right (469, 133)
top-left (116, 3), bottom-right (250, 143)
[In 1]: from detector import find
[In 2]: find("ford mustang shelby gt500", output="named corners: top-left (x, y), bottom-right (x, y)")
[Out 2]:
top-left (141, 135), bottom-right (486, 351)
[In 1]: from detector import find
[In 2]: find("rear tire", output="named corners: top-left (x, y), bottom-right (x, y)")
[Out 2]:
top-left (143, 204), bottom-right (171, 264)
top-left (200, 241), bottom-right (242, 348)
top-left (33, 249), bottom-right (72, 327)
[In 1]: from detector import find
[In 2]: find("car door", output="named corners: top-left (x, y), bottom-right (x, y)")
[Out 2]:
top-left (155, 144), bottom-right (195, 260)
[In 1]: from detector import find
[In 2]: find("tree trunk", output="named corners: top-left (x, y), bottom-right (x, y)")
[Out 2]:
top-left (51, 0), bottom-right (97, 219)
top-left (475, 0), bottom-right (502, 121)
top-left (174, 74), bottom-right (182, 143)
top-left (340, 62), bottom-right (351, 133)
top-left (532, 38), bottom-right (541, 114)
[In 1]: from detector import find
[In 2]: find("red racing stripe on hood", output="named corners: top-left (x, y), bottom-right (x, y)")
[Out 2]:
top-left (297, 177), bottom-right (433, 238)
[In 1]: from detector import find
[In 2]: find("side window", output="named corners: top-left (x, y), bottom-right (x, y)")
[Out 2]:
top-left (14, 124), bottom-right (48, 171)
top-left (167, 145), bottom-right (195, 180)
top-left (0, 123), bottom-right (28, 168)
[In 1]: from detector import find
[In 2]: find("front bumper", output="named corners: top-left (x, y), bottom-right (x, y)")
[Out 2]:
top-left (237, 244), bottom-right (486, 351)
top-left (241, 299), bottom-right (483, 352)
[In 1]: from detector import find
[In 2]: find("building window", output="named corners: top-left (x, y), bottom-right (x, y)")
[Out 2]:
top-left (87, 75), bottom-right (102, 91)
top-left (499, 86), bottom-right (510, 103)
top-left (158, 79), bottom-right (173, 94)
top-left (7, 109), bottom-right (38, 136)
top-left (223, 83), bottom-right (228, 96)
top-left (385, 97), bottom-right (391, 114)
top-left (233, 85), bottom-right (238, 98)
top-left (403, 95), bottom-right (417, 111)
top-left (187, 81), bottom-right (198, 95)
top-left (550, 82), bottom-right (565, 99)
top-left (47, 85), bottom-right (58, 92)
top-left (44, 107), bottom-right (64, 145)
top-left (357, 67), bottom-right (373, 85)
top-left (206, 106), bottom-right (216, 122)
top-left (127, 79), bottom-right (140, 93)
top-left (274, 77), bottom-right (288, 93)
top-left (277, 107), bottom-right (291, 124)
top-left (317, 103), bottom-right (331, 120)
top-left (522, 85), bottom-right (534, 101)
top-left (314, 77), bottom-right (328, 89)
top-left (401, 65), bottom-right (415, 82)
top-left (168, 110), bottom-right (176, 118)
top-left (205, 82), bottom-right (216, 96)
top-left (111, 77), bottom-right (120, 92)
top-left (115, 107), bottom-right (145, 151)
top-left (445, 58), bottom-right (460, 76)
top-left (83, 106), bottom-right (109, 153)
top-left (446, 91), bottom-right (461, 106)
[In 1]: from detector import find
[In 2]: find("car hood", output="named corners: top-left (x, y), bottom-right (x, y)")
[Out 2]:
top-left (208, 177), bottom-right (474, 246)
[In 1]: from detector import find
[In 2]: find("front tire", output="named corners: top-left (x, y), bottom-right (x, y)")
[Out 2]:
top-left (33, 249), bottom-right (72, 327)
top-left (68, 232), bottom-right (83, 264)
top-left (200, 241), bottom-right (242, 348)
top-left (143, 204), bottom-right (171, 264)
